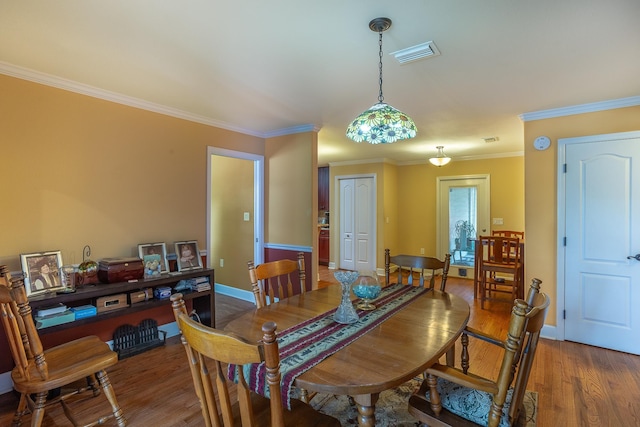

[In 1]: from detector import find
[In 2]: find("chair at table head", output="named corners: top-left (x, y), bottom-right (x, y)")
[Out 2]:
top-left (248, 252), bottom-right (306, 308)
top-left (170, 292), bottom-right (340, 427)
top-left (408, 278), bottom-right (550, 427)
top-left (0, 265), bottom-right (126, 427)
top-left (477, 235), bottom-right (523, 309)
top-left (384, 249), bottom-right (451, 291)
top-left (491, 230), bottom-right (524, 240)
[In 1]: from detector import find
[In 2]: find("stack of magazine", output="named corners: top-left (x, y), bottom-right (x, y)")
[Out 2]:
top-left (34, 303), bottom-right (75, 329)
top-left (195, 277), bottom-right (211, 292)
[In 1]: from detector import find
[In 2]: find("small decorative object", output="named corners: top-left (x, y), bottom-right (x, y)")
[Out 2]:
top-left (352, 270), bottom-right (382, 311)
top-left (142, 254), bottom-right (162, 279)
top-left (58, 265), bottom-right (77, 293)
top-left (138, 242), bottom-right (169, 273)
top-left (20, 250), bottom-right (65, 297)
top-left (78, 245), bottom-right (99, 286)
top-left (333, 270), bottom-right (360, 324)
top-left (174, 240), bottom-right (203, 272)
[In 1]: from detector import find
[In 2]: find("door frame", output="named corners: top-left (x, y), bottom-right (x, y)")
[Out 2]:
top-left (436, 174), bottom-right (491, 265)
top-left (556, 130), bottom-right (640, 342)
top-left (333, 173), bottom-right (377, 271)
top-left (207, 147), bottom-right (264, 266)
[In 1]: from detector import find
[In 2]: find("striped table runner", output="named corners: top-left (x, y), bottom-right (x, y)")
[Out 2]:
top-left (228, 283), bottom-right (431, 409)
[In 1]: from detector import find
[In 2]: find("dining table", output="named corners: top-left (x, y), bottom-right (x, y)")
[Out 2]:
top-left (224, 282), bottom-right (470, 427)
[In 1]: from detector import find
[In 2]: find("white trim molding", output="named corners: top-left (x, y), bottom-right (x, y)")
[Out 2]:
top-left (520, 96), bottom-right (640, 121)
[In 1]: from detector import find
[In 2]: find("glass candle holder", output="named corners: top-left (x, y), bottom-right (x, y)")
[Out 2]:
top-left (333, 271), bottom-right (360, 324)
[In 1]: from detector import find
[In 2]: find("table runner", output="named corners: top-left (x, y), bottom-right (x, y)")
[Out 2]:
top-left (228, 284), bottom-right (431, 409)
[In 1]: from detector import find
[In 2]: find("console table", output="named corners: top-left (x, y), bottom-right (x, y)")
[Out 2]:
top-left (27, 268), bottom-right (215, 334)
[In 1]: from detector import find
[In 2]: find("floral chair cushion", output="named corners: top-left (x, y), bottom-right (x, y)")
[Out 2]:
top-left (424, 378), bottom-right (515, 427)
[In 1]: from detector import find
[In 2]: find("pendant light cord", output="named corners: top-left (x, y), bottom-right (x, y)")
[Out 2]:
top-left (378, 30), bottom-right (384, 104)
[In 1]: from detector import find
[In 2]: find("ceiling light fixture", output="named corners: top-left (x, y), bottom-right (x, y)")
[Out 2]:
top-left (346, 17), bottom-right (417, 144)
top-left (429, 146), bottom-right (451, 167)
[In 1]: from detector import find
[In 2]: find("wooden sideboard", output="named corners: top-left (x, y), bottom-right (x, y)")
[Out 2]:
top-left (28, 268), bottom-right (215, 334)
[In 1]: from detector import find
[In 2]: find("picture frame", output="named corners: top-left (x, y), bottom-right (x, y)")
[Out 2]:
top-left (174, 240), bottom-right (203, 272)
top-left (138, 242), bottom-right (169, 274)
top-left (20, 250), bottom-right (65, 297)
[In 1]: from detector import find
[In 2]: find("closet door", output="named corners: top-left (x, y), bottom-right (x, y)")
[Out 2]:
top-left (339, 177), bottom-right (375, 271)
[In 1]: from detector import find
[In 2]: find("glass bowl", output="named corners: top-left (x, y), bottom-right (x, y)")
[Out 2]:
top-left (352, 271), bottom-right (382, 311)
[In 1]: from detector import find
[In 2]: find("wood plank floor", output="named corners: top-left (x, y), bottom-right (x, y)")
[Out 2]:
top-left (1, 268), bottom-right (639, 426)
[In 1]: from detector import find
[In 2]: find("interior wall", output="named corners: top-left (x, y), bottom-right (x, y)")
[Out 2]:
top-left (523, 105), bottom-right (640, 326)
top-left (210, 156), bottom-right (254, 291)
top-left (394, 156), bottom-right (524, 257)
top-left (0, 74), bottom-right (264, 272)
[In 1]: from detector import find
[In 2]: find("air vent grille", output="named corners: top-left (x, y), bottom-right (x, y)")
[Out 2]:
top-left (390, 41), bottom-right (440, 64)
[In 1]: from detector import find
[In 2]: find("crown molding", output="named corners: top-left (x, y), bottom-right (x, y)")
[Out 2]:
top-left (0, 61), bottom-right (319, 139)
top-left (520, 96), bottom-right (640, 122)
top-left (328, 158), bottom-right (398, 167)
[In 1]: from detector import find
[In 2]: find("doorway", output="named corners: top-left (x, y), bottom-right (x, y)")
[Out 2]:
top-left (337, 175), bottom-right (376, 272)
top-left (559, 131), bottom-right (640, 355)
top-left (207, 147), bottom-right (264, 291)
top-left (437, 175), bottom-right (490, 277)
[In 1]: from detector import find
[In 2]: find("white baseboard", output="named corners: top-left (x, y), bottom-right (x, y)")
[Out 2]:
top-left (541, 324), bottom-right (556, 340)
top-left (215, 283), bottom-right (255, 303)
top-left (0, 371), bottom-right (12, 395)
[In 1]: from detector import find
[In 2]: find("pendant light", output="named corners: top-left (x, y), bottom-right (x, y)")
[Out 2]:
top-left (429, 146), bottom-right (451, 167)
top-left (346, 17), bottom-right (417, 144)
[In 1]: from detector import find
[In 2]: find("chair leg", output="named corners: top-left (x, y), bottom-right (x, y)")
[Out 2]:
top-left (31, 391), bottom-right (47, 427)
top-left (96, 370), bottom-right (127, 426)
top-left (12, 393), bottom-right (29, 427)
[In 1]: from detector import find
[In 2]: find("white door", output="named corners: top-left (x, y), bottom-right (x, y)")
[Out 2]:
top-left (339, 177), bottom-right (375, 271)
top-left (563, 131), bottom-right (640, 355)
top-left (437, 175), bottom-right (491, 272)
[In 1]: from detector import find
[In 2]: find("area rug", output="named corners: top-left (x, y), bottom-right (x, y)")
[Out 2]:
top-left (312, 378), bottom-right (537, 426)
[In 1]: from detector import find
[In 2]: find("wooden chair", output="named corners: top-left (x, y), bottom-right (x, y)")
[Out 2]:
top-left (384, 249), bottom-right (451, 291)
top-left (170, 293), bottom-right (341, 427)
top-left (248, 252), bottom-right (306, 309)
top-left (408, 278), bottom-right (550, 427)
top-left (491, 230), bottom-right (524, 240)
top-left (0, 265), bottom-right (126, 427)
top-left (477, 236), bottom-right (523, 309)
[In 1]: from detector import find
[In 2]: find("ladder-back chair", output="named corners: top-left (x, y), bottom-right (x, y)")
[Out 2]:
top-left (408, 278), bottom-right (550, 427)
top-left (170, 293), bottom-right (341, 427)
top-left (477, 236), bottom-right (523, 309)
top-left (248, 252), bottom-right (306, 308)
top-left (0, 266), bottom-right (126, 427)
top-left (384, 249), bottom-right (451, 290)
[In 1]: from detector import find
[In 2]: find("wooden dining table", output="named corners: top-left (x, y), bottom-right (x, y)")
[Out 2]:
top-left (224, 283), bottom-right (470, 427)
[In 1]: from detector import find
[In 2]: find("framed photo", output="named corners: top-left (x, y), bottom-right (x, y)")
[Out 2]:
top-left (138, 242), bottom-right (169, 274)
top-left (20, 250), bottom-right (65, 297)
top-left (174, 240), bottom-right (203, 272)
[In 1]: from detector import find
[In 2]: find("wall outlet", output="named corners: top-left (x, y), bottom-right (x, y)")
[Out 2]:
top-left (243, 212), bottom-right (250, 221)
top-left (492, 218), bottom-right (504, 225)
top-left (420, 248), bottom-right (425, 255)
top-left (220, 259), bottom-right (224, 267)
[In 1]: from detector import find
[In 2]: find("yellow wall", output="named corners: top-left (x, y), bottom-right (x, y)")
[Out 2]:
top-left (328, 157), bottom-right (524, 269)
top-left (210, 156), bottom-right (254, 290)
top-left (0, 74), bottom-right (268, 275)
top-left (523, 105), bottom-right (640, 326)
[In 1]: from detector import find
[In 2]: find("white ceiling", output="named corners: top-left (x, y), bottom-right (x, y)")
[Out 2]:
top-left (2, 1), bottom-right (639, 166)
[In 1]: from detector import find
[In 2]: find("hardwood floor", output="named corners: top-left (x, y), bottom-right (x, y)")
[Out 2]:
top-left (0, 268), bottom-right (638, 426)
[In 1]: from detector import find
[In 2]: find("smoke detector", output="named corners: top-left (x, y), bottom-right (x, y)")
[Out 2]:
top-left (390, 41), bottom-right (440, 64)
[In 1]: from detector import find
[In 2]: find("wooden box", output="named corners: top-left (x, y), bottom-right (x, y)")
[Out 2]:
top-left (129, 288), bottom-right (153, 304)
top-left (96, 294), bottom-right (129, 313)
top-left (98, 257), bottom-right (144, 283)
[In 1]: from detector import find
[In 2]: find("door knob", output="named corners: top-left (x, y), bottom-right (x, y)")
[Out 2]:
top-left (627, 254), bottom-right (640, 261)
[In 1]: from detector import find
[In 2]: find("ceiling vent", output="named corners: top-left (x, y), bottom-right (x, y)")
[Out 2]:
top-left (483, 137), bottom-right (500, 143)
top-left (390, 41), bottom-right (440, 64)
